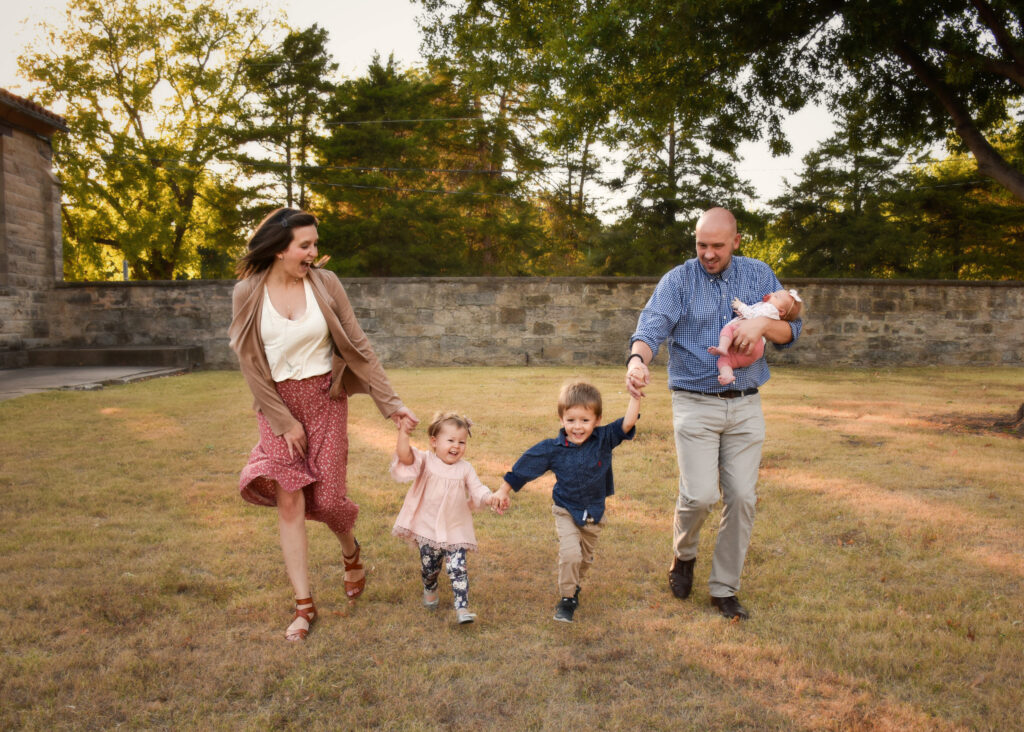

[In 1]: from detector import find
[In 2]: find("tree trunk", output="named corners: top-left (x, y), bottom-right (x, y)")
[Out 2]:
top-left (895, 40), bottom-right (1024, 202)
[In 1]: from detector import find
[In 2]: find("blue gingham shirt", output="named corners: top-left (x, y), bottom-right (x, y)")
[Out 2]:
top-left (503, 418), bottom-right (635, 526)
top-left (631, 256), bottom-right (802, 393)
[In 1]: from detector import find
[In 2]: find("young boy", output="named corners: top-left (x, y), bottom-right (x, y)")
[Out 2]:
top-left (494, 380), bottom-right (641, 623)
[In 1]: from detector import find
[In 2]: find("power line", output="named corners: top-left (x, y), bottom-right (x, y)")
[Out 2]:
top-left (245, 158), bottom-right (521, 176)
top-left (75, 150), bottom-right (544, 177)
top-left (324, 116), bottom-right (490, 127)
top-left (315, 181), bottom-right (520, 198)
top-left (70, 151), bottom-right (527, 199)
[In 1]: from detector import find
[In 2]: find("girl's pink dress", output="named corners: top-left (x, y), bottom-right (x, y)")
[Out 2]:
top-left (391, 447), bottom-right (493, 551)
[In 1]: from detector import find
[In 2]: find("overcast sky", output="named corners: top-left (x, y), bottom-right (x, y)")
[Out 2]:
top-left (0, 0), bottom-right (833, 205)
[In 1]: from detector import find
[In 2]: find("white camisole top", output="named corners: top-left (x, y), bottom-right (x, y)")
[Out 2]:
top-left (260, 278), bottom-right (333, 382)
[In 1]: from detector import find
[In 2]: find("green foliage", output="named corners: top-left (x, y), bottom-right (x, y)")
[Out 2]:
top-left (238, 24), bottom-right (337, 211)
top-left (735, 0), bottom-right (1024, 199)
top-left (20, 0), bottom-right (274, 280)
top-left (419, 0), bottom-right (1024, 274)
top-left (18, 0), bottom-right (1024, 280)
top-left (770, 125), bottom-right (1024, 279)
top-left (891, 148), bottom-right (1024, 279)
top-left (310, 56), bottom-right (549, 276)
top-left (417, 1), bottom-right (789, 275)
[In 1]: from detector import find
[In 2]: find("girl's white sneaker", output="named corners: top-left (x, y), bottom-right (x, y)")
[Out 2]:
top-left (456, 608), bottom-right (476, 624)
top-left (423, 589), bottom-right (439, 608)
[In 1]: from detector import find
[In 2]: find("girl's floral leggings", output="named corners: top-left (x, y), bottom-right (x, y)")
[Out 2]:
top-left (419, 543), bottom-right (469, 609)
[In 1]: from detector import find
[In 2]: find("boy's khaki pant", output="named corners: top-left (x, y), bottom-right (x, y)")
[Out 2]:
top-left (552, 504), bottom-right (603, 598)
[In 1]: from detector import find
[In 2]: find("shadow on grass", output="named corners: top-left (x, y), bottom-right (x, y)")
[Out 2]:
top-left (1, 366), bottom-right (1021, 729)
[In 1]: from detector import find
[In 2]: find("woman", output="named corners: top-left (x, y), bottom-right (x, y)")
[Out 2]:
top-left (229, 207), bottom-right (418, 641)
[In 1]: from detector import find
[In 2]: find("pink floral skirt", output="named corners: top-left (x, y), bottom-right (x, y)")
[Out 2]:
top-left (239, 372), bottom-right (357, 535)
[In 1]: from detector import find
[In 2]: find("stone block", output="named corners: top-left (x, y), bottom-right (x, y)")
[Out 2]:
top-left (499, 307), bottom-right (525, 324)
top-left (456, 290), bottom-right (496, 306)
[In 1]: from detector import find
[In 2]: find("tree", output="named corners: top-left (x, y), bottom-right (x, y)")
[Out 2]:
top-left (418, 0), bottom-right (772, 270)
top-left (239, 24), bottom-right (337, 210)
top-left (20, 0), bottom-right (273, 280)
top-left (769, 132), bottom-right (916, 277)
top-left (734, 0), bottom-right (1024, 200)
top-left (769, 124), bottom-right (1024, 279)
top-left (311, 56), bottom-right (547, 276)
top-left (890, 141), bottom-right (1024, 279)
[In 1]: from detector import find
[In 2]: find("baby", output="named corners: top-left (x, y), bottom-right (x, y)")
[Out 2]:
top-left (708, 289), bottom-right (803, 386)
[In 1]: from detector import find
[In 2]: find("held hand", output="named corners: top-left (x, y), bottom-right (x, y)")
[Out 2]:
top-left (395, 416), bottom-right (415, 435)
top-left (283, 422), bottom-right (307, 460)
top-left (491, 486), bottom-right (512, 513)
top-left (391, 407), bottom-right (420, 432)
top-left (626, 362), bottom-right (650, 399)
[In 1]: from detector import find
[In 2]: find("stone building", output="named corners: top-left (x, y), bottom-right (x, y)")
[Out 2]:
top-left (0, 88), bottom-right (67, 368)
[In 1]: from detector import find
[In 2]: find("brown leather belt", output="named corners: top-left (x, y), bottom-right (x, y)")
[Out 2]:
top-left (676, 387), bottom-right (759, 399)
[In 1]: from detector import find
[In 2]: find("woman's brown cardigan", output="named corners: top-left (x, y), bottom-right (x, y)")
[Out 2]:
top-left (228, 267), bottom-right (404, 436)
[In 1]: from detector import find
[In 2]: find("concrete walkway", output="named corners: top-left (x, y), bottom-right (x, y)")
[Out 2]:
top-left (0, 366), bottom-right (186, 402)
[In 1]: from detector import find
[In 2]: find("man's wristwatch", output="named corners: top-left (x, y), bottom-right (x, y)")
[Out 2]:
top-left (626, 353), bottom-right (645, 367)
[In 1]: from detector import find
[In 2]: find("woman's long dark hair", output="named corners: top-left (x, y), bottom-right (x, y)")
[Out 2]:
top-left (235, 207), bottom-right (319, 278)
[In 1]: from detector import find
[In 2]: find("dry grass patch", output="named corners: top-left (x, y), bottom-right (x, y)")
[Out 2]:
top-left (1, 366), bottom-right (1022, 730)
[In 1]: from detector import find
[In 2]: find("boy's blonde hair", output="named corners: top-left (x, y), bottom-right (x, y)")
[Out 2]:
top-left (427, 411), bottom-right (473, 438)
top-left (557, 381), bottom-right (602, 419)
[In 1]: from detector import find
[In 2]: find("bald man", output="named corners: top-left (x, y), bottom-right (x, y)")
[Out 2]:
top-left (625, 208), bottom-right (802, 620)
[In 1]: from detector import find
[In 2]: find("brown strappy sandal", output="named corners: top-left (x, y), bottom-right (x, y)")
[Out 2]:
top-left (343, 540), bottom-right (366, 599)
top-left (285, 597), bottom-right (317, 641)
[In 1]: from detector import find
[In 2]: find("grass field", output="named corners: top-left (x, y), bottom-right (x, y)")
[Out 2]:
top-left (1, 366), bottom-right (1022, 730)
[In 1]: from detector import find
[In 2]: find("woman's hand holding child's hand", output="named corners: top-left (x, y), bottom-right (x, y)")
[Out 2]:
top-left (391, 406), bottom-right (420, 433)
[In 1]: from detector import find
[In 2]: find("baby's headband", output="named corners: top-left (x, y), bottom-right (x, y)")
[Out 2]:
top-left (788, 289), bottom-right (802, 303)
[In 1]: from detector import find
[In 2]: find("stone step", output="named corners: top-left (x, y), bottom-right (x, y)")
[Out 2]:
top-left (0, 333), bottom-right (24, 350)
top-left (26, 345), bottom-right (204, 370)
top-left (0, 350), bottom-right (28, 369)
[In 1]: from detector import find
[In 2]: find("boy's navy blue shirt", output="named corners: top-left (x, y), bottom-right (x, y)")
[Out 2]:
top-left (503, 417), bottom-right (635, 527)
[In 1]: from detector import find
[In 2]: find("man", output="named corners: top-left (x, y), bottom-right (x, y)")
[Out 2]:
top-left (625, 207), bottom-right (802, 620)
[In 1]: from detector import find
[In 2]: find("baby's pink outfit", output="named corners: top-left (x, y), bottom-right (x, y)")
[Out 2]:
top-left (391, 447), bottom-right (494, 551)
top-left (717, 300), bottom-right (781, 370)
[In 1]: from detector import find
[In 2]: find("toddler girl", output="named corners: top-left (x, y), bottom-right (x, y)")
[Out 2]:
top-left (391, 412), bottom-right (502, 624)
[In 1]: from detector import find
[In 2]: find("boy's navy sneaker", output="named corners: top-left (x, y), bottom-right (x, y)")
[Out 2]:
top-left (554, 595), bottom-right (578, 623)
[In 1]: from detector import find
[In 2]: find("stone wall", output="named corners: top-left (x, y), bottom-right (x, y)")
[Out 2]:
top-left (0, 127), bottom-right (62, 363)
top-left (46, 276), bottom-right (1024, 370)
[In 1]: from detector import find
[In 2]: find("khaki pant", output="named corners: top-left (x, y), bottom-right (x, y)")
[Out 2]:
top-left (671, 390), bottom-right (765, 598)
top-left (552, 504), bottom-right (603, 598)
